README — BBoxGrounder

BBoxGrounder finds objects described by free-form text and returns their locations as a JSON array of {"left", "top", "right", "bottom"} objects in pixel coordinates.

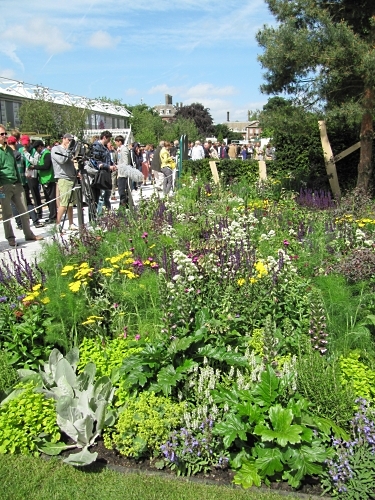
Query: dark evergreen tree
[
  {"left": 174, "top": 103, "right": 215, "bottom": 138},
  {"left": 257, "top": 0, "right": 375, "bottom": 191}
]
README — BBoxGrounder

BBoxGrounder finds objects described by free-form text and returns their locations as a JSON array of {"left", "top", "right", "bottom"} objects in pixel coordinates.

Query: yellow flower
[
  {"left": 143, "top": 260, "right": 150, "bottom": 265},
  {"left": 120, "top": 269, "right": 138, "bottom": 279},
  {"left": 79, "top": 262, "right": 90, "bottom": 268},
  {"left": 41, "top": 297, "right": 50, "bottom": 304},
  {"left": 74, "top": 267, "right": 93, "bottom": 279},
  {"left": 249, "top": 277, "right": 257, "bottom": 284},
  {"left": 32, "top": 284, "right": 42, "bottom": 291},
  {"left": 237, "top": 278, "right": 246, "bottom": 286},
  {"left": 149, "top": 244, "right": 156, "bottom": 249},
  {"left": 254, "top": 261, "right": 268, "bottom": 277},
  {"left": 61, "top": 265, "right": 76, "bottom": 274},
  {"left": 99, "top": 267, "right": 114, "bottom": 275},
  {"left": 68, "top": 281, "right": 82, "bottom": 293},
  {"left": 82, "top": 319, "right": 95, "bottom": 325}
]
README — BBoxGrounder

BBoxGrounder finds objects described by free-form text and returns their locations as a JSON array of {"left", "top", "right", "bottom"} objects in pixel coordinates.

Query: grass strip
[{"left": 0, "top": 454, "right": 302, "bottom": 500}]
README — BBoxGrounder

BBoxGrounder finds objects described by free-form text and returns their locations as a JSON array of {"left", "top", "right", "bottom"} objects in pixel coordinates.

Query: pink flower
[
  {"left": 135, "top": 334, "right": 141, "bottom": 341},
  {"left": 283, "top": 239, "right": 290, "bottom": 246}
]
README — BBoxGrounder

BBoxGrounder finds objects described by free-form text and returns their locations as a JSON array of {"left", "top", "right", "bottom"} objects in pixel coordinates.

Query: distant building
[
  {"left": 153, "top": 94, "right": 181, "bottom": 122},
  {"left": 224, "top": 112, "right": 262, "bottom": 142},
  {"left": 0, "top": 76, "right": 132, "bottom": 132}
]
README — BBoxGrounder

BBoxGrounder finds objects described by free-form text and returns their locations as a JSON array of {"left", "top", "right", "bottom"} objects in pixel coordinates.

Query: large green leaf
[
  {"left": 233, "top": 460, "right": 262, "bottom": 489},
  {"left": 198, "top": 345, "right": 247, "bottom": 366},
  {"left": 215, "top": 413, "right": 248, "bottom": 448},
  {"left": 154, "top": 365, "right": 183, "bottom": 396},
  {"left": 254, "top": 405, "right": 302, "bottom": 447},
  {"left": 283, "top": 441, "right": 327, "bottom": 488},
  {"left": 63, "top": 447, "right": 98, "bottom": 467},
  {"left": 252, "top": 366, "right": 279, "bottom": 408},
  {"left": 36, "top": 441, "right": 70, "bottom": 456},
  {"left": 237, "top": 401, "right": 264, "bottom": 424},
  {"left": 255, "top": 446, "right": 284, "bottom": 477}
]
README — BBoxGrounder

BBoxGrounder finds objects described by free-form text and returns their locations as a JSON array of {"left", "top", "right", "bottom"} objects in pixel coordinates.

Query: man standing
[
  {"left": 92, "top": 130, "right": 117, "bottom": 209},
  {"left": 115, "top": 135, "right": 130, "bottom": 207},
  {"left": 51, "top": 133, "right": 78, "bottom": 231},
  {"left": 191, "top": 141, "right": 205, "bottom": 160},
  {"left": 31, "top": 140, "right": 57, "bottom": 223},
  {"left": 6, "top": 135, "right": 42, "bottom": 229},
  {"left": 228, "top": 142, "right": 237, "bottom": 160},
  {"left": 0, "top": 125, "right": 43, "bottom": 246}
]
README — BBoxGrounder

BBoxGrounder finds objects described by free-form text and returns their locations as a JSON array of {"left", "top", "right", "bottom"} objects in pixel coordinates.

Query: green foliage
[
  {"left": 0, "top": 350, "right": 18, "bottom": 398},
  {"left": 129, "top": 105, "right": 165, "bottom": 145},
  {"left": 164, "top": 117, "right": 199, "bottom": 143},
  {"left": 0, "top": 302, "right": 55, "bottom": 370},
  {"left": 19, "top": 88, "right": 87, "bottom": 140},
  {"left": 106, "top": 392, "right": 185, "bottom": 459},
  {"left": 340, "top": 351, "right": 375, "bottom": 401},
  {"left": 182, "top": 158, "right": 259, "bottom": 185},
  {"left": 77, "top": 336, "right": 141, "bottom": 379},
  {"left": 296, "top": 349, "right": 355, "bottom": 427},
  {"left": 0, "top": 381, "right": 60, "bottom": 455},
  {"left": 214, "top": 366, "right": 345, "bottom": 489}
]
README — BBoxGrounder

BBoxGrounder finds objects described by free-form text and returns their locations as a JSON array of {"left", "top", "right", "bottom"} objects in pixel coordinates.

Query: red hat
[
  {"left": 20, "top": 135, "right": 30, "bottom": 145},
  {"left": 7, "top": 136, "right": 17, "bottom": 145}
]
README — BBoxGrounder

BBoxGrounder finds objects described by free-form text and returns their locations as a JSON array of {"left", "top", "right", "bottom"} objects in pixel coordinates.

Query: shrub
[
  {"left": 296, "top": 349, "right": 355, "bottom": 427},
  {"left": 0, "top": 350, "right": 18, "bottom": 398},
  {"left": 333, "top": 248, "right": 375, "bottom": 284},
  {"left": 105, "top": 392, "right": 185, "bottom": 459},
  {"left": 77, "top": 336, "right": 141, "bottom": 379},
  {"left": 340, "top": 351, "right": 375, "bottom": 401},
  {"left": 0, "top": 381, "right": 60, "bottom": 455}
]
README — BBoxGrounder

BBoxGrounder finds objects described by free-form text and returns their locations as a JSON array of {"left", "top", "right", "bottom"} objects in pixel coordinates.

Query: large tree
[
  {"left": 257, "top": 0, "right": 375, "bottom": 191},
  {"left": 174, "top": 103, "right": 215, "bottom": 138}
]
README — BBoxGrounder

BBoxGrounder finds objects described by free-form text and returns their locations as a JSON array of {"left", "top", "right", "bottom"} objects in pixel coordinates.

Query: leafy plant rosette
[
  {"left": 212, "top": 366, "right": 348, "bottom": 489},
  {"left": 5, "top": 348, "right": 116, "bottom": 466}
]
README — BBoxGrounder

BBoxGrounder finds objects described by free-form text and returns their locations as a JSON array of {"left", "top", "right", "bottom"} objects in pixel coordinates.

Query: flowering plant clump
[
  {"left": 160, "top": 417, "right": 229, "bottom": 476},
  {"left": 323, "top": 399, "right": 375, "bottom": 498}
]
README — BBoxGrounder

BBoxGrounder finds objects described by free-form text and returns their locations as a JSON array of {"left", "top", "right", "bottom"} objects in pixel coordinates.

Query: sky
[{"left": 0, "top": 0, "right": 275, "bottom": 124}]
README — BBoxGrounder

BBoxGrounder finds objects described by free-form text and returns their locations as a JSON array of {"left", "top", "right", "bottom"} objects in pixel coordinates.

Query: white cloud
[
  {"left": 0, "top": 68, "right": 17, "bottom": 79},
  {"left": 3, "top": 20, "right": 71, "bottom": 54},
  {"left": 124, "top": 88, "right": 138, "bottom": 96},
  {"left": 87, "top": 31, "right": 121, "bottom": 49},
  {"left": 185, "top": 84, "right": 236, "bottom": 98},
  {"left": 0, "top": 42, "right": 24, "bottom": 71}
]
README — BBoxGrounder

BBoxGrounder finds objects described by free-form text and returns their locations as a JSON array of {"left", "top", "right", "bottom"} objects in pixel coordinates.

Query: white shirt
[{"left": 191, "top": 145, "right": 205, "bottom": 161}]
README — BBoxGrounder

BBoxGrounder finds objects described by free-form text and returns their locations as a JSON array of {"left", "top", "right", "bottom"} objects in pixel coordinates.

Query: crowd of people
[
  {"left": 0, "top": 127, "right": 180, "bottom": 246},
  {"left": 0, "top": 124, "right": 274, "bottom": 247},
  {"left": 188, "top": 140, "right": 275, "bottom": 161}
]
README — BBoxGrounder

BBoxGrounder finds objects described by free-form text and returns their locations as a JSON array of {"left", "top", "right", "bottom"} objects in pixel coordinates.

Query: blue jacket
[{"left": 92, "top": 141, "right": 112, "bottom": 170}]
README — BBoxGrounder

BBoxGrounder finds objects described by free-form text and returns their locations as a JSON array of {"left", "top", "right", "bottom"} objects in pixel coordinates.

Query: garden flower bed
[{"left": 1, "top": 176, "right": 375, "bottom": 498}]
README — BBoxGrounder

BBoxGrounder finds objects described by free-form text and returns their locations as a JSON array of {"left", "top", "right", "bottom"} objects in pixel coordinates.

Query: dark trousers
[
  {"left": 118, "top": 177, "right": 130, "bottom": 208},
  {"left": 27, "top": 178, "right": 43, "bottom": 218},
  {"left": 12, "top": 184, "right": 39, "bottom": 227},
  {"left": 42, "top": 182, "right": 57, "bottom": 220}
]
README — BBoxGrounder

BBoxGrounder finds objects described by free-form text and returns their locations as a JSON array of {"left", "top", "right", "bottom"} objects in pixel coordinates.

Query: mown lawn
[{"left": 0, "top": 454, "right": 303, "bottom": 500}]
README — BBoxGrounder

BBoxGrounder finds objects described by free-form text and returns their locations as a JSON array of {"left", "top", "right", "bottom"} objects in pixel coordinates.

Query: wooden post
[
  {"left": 258, "top": 160, "right": 267, "bottom": 180},
  {"left": 209, "top": 161, "right": 220, "bottom": 185},
  {"left": 318, "top": 120, "right": 341, "bottom": 200}
]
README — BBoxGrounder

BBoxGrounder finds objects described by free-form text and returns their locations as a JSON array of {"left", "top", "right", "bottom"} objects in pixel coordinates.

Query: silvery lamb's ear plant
[{"left": 5, "top": 348, "right": 115, "bottom": 466}]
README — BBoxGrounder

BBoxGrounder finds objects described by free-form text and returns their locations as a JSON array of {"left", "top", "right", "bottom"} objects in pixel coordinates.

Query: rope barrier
[{"left": 0, "top": 186, "right": 82, "bottom": 225}]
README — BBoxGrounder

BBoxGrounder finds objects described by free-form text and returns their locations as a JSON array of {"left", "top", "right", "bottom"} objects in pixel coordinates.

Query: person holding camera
[{"left": 51, "top": 133, "right": 78, "bottom": 232}]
